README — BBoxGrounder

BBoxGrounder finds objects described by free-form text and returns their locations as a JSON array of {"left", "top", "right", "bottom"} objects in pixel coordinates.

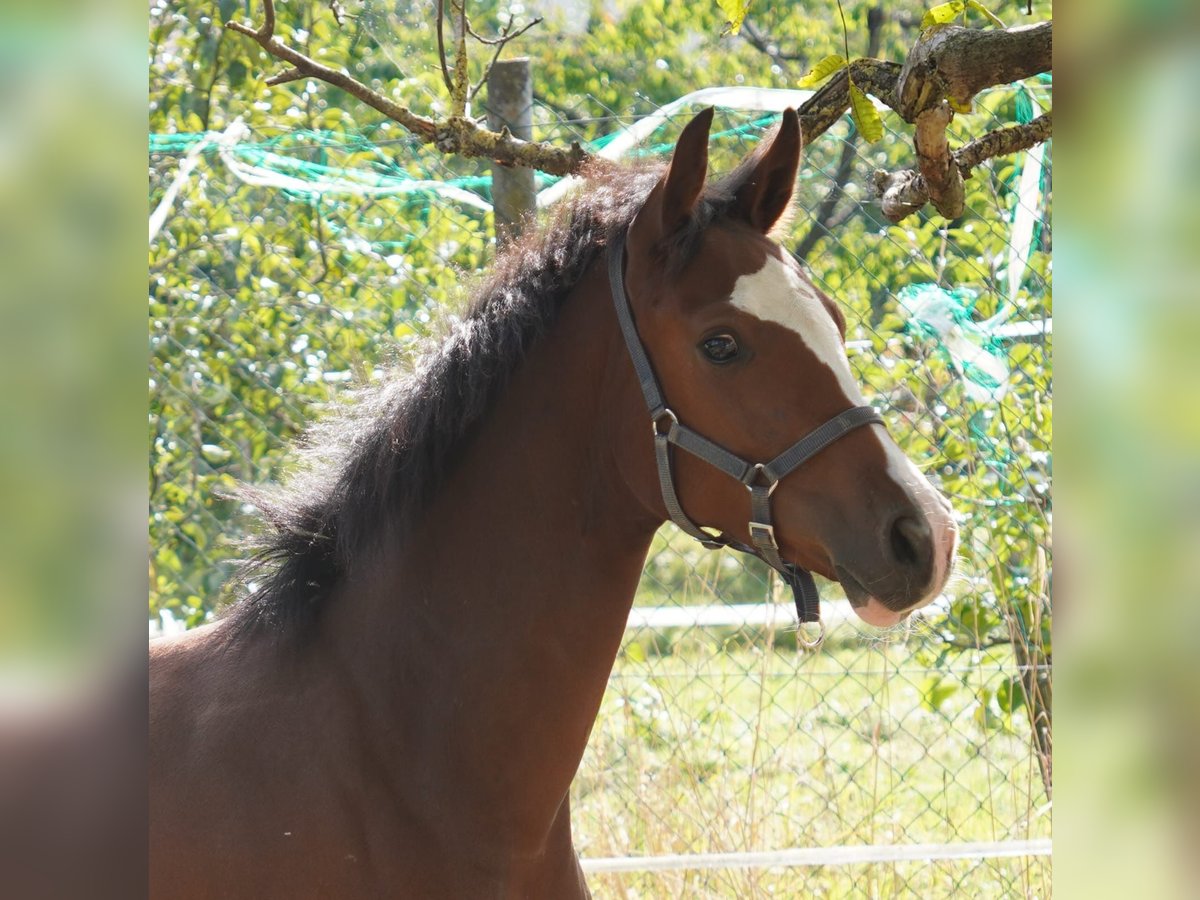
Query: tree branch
[
  {"left": 436, "top": 0, "right": 454, "bottom": 95},
  {"left": 226, "top": 0, "right": 1049, "bottom": 200},
  {"left": 226, "top": 2, "right": 437, "bottom": 140},
  {"left": 734, "top": 13, "right": 899, "bottom": 146},
  {"left": 799, "top": 58, "right": 901, "bottom": 146},
  {"left": 958, "top": 110, "right": 1052, "bottom": 170},
  {"left": 914, "top": 100, "right": 964, "bottom": 219},
  {"left": 896, "top": 21, "right": 1053, "bottom": 121},
  {"left": 875, "top": 20, "right": 1052, "bottom": 221},
  {"left": 468, "top": 14, "right": 544, "bottom": 104},
  {"left": 450, "top": 0, "right": 470, "bottom": 116},
  {"left": 465, "top": 13, "right": 542, "bottom": 46},
  {"left": 872, "top": 112, "right": 1051, "bottom": 222},
  {"left": 225, "top": 0, "right": 587, "bottom": 176}
]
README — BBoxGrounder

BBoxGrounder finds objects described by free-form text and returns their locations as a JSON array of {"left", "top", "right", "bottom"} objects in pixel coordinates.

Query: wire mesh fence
[{"left": 149, "top": 87, "right": 1051, "bottom": 896}]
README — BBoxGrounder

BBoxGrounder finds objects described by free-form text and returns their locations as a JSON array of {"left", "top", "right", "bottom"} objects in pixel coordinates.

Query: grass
[{"left": 571, "top": 625, "right": 1051, "bottom": 898}]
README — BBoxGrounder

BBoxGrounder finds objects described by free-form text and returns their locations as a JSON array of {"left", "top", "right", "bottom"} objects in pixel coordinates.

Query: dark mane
[{"left": 227, "top": 148, "right": 773, "bottom": 637}]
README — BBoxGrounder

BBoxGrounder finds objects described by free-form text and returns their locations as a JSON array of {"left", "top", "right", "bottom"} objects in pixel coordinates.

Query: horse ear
[
  {"left": 730, "top": 108, "right": 802, "bottom": 233},
  {"left": 659, "top": 107, "right": 714, "bottom": 235}
]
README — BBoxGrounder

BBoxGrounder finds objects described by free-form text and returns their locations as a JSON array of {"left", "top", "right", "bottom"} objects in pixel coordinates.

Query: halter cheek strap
[{"left": 608, "top": 228, "right": 883, "bottom": 630}]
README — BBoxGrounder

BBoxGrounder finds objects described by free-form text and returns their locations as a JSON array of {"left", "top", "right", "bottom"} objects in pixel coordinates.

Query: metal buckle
[
  {"left": 744, "top": 463, "right": 779, "bottom": 496},
  {"left": 796, "top": 619, "right": 825, "bottom": 649},
  {"left": 651, "top": 408, "right": 679, "bottom": 439},
  {"left": 748, "top": 521, "right": 778, "bottom": 550}
]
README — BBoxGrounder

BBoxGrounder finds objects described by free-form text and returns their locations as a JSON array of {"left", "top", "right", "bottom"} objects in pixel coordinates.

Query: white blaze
[
  {"left": 730, "top": 255, "right": 958, "bottom": 606},
  {"left": 728, "top": 255, "right": 863, "bottom": 403}
]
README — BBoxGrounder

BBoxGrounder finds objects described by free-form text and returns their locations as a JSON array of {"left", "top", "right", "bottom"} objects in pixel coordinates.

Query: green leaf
[
  {"left": 848, "top": 81, "right": 883, "bottom": 143},
  {"left": 921, "top": 0, "right": 967, "bottom": 28},
  {"left": 996, "top": 679, "right": 1026, "bottom": 714},
  {"left": 716, "top": 0, "right": 752, "bottom": 34},
  {"left": 921, "top": 675, "right": 959, "bottom": 713},
  {"left": 796, "top": 54, "right": 847, "bottom": 88}
]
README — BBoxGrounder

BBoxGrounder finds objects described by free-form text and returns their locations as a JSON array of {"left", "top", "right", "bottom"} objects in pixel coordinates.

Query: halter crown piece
[{"left": 609, "top": 228, "right": 884, "bottom": 639}]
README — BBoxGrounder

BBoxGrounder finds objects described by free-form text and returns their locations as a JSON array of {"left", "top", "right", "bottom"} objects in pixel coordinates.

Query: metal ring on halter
[
  {"left": 651, "top": 408, "right": 678, "bottom": 438},
  {"left": 796, "top": 619, "right": 825, "bottom": 649},
  {"left": 743, "top": 463, "right": 779, "bottom": 496}
]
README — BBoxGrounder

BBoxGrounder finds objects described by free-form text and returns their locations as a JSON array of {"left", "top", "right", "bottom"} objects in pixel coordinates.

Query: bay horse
[{"left": 149, "top": 108, "right": 956, "bottom": 898}]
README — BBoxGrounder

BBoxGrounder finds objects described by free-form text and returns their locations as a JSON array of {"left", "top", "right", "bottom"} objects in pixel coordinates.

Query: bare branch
[
  {"left": 226, "top": 0, "right": 1049, "bottom": 195},
  {"left": 436, "top": 0, "right": 453, "bottom": 95},
  {"left": 465, "top": 13, "right": 542, "bottom": 46},
  {"left": 452, "top": 0, "right": 469, "bottom": 114},
  {"left": 227, "top": 5, "right": 438, "bottom": 140},
  {"left": 896, "top": 22, "right": 1053, "bottom": 121},
  {"left": 873, "top": 112, "right": 1051, "bottom": 222},
  {"left": 225, "top": 0, "right": 588, "bottom": 175},
  {"left": 913, "top": 101, "right": 964, "bottom": 218},
  {"left": 265, "top": 67, "right": 304, "bottom": 86},
  {"left": 957, "top": 111, "right": 1052, "bottom": 170},
  {"left": 871, "top": 20, "right": 1052, "bottom": 221},
  {"left": 260, "top": 0, "right": 275, "bottom": 38},
  {"left": 468, "top": 15, "right": 543, "bottom": 104}
]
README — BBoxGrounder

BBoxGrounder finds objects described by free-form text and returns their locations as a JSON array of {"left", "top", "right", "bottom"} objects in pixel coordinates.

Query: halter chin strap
[{"left": 608, "top": 228, "right": 884, "bottom": 629}]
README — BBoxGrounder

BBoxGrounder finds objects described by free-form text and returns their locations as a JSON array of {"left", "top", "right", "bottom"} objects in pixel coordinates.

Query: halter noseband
[{"left": 608, "top": 228, "right": 883, "bottom": 634}]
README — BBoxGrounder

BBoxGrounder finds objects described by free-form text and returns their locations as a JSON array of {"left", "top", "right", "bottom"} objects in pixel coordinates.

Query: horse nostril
[{"left": 888, "top": 514, "right": 932, "bottom": 571}]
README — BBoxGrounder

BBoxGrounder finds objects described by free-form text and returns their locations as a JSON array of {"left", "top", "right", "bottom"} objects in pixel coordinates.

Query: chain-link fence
[{"left": 150, "top": 88, "right": 1051, "bottom": 896}]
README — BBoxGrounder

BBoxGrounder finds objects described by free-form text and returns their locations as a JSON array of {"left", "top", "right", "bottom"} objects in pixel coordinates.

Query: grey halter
[{"left": 609, "top": 228, "right": 883, "bottom": 628}]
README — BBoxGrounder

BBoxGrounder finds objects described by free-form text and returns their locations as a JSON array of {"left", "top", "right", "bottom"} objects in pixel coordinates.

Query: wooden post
[{"left": 486, "top": 58, "right": 535, "bottom": 246}]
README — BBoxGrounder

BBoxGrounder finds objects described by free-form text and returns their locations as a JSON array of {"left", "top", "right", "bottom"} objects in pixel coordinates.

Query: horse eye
[{"left": 700, "top": 334, "right": 739, "bottom": 363}]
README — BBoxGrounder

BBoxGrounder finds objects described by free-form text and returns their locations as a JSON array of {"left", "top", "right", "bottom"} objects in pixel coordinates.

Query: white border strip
[{"left": 580, "top": 839, "right": 1051, "bottom": 873}]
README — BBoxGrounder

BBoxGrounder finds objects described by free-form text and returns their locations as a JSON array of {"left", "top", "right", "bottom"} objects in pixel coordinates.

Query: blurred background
[{"left": 0, "top": 0, "right": 1197, "bottom": 895}]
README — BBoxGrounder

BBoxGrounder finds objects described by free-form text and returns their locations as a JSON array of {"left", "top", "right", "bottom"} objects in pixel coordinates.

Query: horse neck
[{"left": 321, "top": 254, "right": 660, "bottom": 852}]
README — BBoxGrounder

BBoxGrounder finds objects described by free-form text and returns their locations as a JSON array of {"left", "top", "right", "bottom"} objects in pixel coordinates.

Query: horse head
[{"left": 614, "top": 107, "right": 957, "bottom": 627}]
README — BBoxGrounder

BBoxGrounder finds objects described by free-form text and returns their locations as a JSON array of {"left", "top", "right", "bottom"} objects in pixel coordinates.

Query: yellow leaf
[
  {"left": 966, "top": 0, "right": 1006, "bottom": 28},
  {"left": 797, "top": 54, "right": 847, "bottom": 88},
  {"left": 717, "top": 0, "right": 752, "bottom": 35},
  {"left": 848, "top": 82, "right": 883, "bottom": 143},
  {"left": 921, "top": 0, "right": 966, "bottom": 29}
]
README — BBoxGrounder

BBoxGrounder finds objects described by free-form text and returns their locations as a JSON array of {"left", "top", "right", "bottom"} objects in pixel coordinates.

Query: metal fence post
[{"left": 486, "top": 57, "right": 535, "bottom": 246}]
